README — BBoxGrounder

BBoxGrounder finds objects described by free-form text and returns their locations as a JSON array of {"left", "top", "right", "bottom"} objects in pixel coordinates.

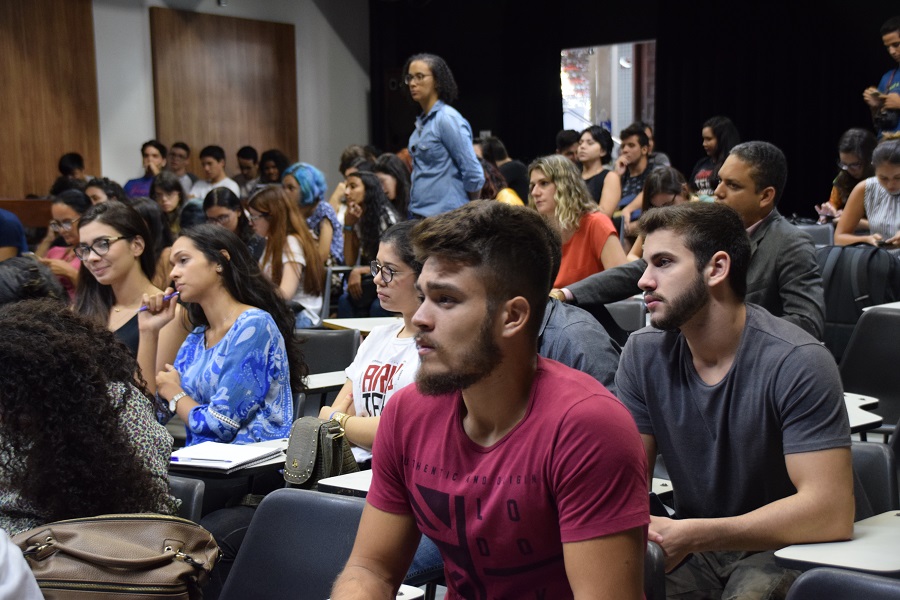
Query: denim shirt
[{"left": 408, "top": 100, "right": 484, "bottom": 217}]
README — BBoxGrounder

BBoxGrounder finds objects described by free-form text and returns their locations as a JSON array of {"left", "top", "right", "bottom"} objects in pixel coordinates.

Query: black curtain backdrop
[{"left": 370, "top": 0, "right": 898, "bottom": 219}]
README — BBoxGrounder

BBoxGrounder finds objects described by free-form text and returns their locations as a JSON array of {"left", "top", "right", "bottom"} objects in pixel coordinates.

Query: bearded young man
[
  {"left": 616, "top": 202, "right": 853, "bottom": 600},
  {"left": 331, "top": 201, "right": 648, "bottom": 600}
]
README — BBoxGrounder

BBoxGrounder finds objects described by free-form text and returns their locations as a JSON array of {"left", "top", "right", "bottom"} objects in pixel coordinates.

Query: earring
[{"left": 216, "top": 265, "right": 223, "bottom": 273}]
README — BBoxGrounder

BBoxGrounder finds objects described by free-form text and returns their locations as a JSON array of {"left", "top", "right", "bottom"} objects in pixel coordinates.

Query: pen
[
  {"left": 170, "top": 457, "right": 232, "bottom": 463},
  {"left": 137, "top": 291, "right": 180, "bottom": 312}
]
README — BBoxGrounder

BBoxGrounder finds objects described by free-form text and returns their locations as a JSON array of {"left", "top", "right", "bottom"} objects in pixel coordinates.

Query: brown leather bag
[
  {"left": 283, "top": 416, "right": 359, "bottom": 489},
  {"left": 12, "top": 513, "right": 220, "bottom": 599}
]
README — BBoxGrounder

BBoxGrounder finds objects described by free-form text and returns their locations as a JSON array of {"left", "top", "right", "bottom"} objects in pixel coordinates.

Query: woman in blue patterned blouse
[{"left": 138, "top": 224, "right": 306, "bottom": 445}]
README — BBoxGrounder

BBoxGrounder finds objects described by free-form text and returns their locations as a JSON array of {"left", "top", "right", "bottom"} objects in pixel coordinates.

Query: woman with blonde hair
[
  {"left": 247, "top": 185, "right": 325, "bottom": 327},
  {"left": 529, "top": 154, "right": 627, "bottom": 288}
]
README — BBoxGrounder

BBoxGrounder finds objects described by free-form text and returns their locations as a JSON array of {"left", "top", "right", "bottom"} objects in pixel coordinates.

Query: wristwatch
[{"left": 168, "top": 391, "right": 188, "bottom": 413}]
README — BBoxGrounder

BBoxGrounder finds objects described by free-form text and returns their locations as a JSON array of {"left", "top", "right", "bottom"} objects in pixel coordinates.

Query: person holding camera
[{"left": 864, "top": 15, "right": 900, "bottom": 138}]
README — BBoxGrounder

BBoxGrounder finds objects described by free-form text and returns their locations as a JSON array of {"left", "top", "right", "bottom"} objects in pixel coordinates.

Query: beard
[
  {"left": 416, "top": 312, "right": 503, "bottom": 396},
  {"left": 649, "top": 271, "right": 710, "bottom": 331}
]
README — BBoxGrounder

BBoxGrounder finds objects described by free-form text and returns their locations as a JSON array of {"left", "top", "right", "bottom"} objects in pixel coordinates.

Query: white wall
[{"left": 92, "top": 0, "right": 369, "bottom": 189}]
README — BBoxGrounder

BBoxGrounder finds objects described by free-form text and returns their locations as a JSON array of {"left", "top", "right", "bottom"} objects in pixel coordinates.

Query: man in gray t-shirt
[{"left": 615, "top": 202, "right": 852, "bottom": 599}]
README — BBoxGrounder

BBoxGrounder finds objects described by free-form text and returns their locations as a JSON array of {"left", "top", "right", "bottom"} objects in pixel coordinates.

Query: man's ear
[
  {"left": 706, "top": 250, "right": 732, "bottom": 290},
  {"left": 758, "top": 185, "right": 776, "bottom": 211},
  {"left": 500, "top": 296, "right": 530, "bottom": 338}
]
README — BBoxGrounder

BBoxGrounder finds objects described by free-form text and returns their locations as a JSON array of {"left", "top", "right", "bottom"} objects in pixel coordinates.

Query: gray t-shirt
[{"left": 616, "top": 304, "right": 850, "bottom": 520}]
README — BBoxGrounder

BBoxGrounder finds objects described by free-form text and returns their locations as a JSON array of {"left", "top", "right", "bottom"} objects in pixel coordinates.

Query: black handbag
[
  {"left": 283, "top": 416, "right": 359, "bottom": 489},
  {"left": 12, "top": 513, "right": 220, "bottom": 599}
]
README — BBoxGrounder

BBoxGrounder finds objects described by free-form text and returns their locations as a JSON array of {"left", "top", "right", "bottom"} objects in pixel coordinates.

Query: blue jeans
[{"left": 404, "top": 535, "right": 444, "bottom": 585}]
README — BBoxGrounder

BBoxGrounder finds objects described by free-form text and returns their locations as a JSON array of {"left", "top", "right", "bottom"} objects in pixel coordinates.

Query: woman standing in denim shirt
[{"left": 404, "top": 53, "right": 484, "bottom": 218}]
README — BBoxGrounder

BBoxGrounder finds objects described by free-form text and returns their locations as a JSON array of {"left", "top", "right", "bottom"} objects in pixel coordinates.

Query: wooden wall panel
[
  {"left": 0, "top": 0, "right": 100, "bottom": 198},
  {"left": 150, "top": 8, "right": 298, "bottom": 178}
]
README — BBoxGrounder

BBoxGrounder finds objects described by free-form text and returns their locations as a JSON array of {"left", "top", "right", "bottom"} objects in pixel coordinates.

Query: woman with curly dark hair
[
  {"left": 0, "top": 299, "right": 177, "bottom": 536},
  {"left": 339, "top": 170, "right": 400, "bottom": 317},
  {"left": 138, "top": 224, "right": 305, "bottom": 445},
  {"left": 203, "top": 187, "right": 265, "bottom": 261}
]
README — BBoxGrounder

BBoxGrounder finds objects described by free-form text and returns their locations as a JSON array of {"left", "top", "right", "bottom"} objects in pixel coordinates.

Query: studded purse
[{"left": 283, "top": 416, "right": 359, "bottom": 489}]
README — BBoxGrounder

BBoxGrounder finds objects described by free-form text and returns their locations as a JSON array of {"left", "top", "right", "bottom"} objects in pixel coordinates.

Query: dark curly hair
[
  {"left": 0, "top": 299, "right": 170, "bottom": 524},
  {"left": 402, "top": 53, "right": 459, "bottom": 104},
  {"left": 347, "top": 171, "right": 401, "bottom": 263},
  {"left": 177, "top": 225, "right": 308, "bottom": 392},
  {"left": 85, "top": 177, "right": 128, "bottom": 203}
]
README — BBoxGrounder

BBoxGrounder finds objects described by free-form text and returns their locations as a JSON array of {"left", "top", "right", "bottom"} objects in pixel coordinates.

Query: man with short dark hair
[
  {"left": 555, "top": 128, "right": 580, "bottom": 165},
  {"left": 863, "top": 15, "right": 900, "bottom": 138},
  {"left": 124, "top": 139, "right": 167, "bottom": 197},
  {"left": 331, "top": 201, "right": 648, "bottom": 599},
  {"left": 616, "top": 201, "right": 853, "bottom": 599},
  {"left": 554, "top": 141, "right": 826, "bottom": 340},
  {"left": 57, "top": 152, "right": 91, "bottom": 182},
  {"left": 189, "top": 145, "right": 241, "bottom": 200},
  {"left": 167, "top": 142, "right": 198, "bottom": 196},
  {"left": 0, "top": 209, "right": 28, "bottom": 262},
  {"left": 233, "top": 145, "right": 259, "bottom": 199},
  {"left": 615, "top": 123, "right": 655, "bottom": 204}
]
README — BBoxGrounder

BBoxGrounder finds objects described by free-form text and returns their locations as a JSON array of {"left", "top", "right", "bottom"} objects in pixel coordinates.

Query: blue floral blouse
[{"left": 173, "top": 308, "right": 293, "bottom": 446}]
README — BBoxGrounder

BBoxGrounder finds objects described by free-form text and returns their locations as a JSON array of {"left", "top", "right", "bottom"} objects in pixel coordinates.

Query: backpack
[{"left": 816, "top": 244, "right": 900, "bottom": 363}]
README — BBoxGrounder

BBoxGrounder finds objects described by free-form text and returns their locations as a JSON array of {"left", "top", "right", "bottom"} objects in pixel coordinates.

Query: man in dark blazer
[{"left": 552, "top": 141, "right": 825, "bottom": 340}]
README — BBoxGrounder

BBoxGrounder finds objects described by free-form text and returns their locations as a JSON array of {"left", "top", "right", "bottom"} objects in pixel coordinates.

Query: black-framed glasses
[
  {"left": 247, "top": 212, "right": 268, "bottom": 223},
  {"left": 49, "top": 217, "right": 80, "bottom": 233},
  {"left": 651, "top": 193, "right": 678, "bottom": 209},
  {"left": 73, "top": 236, "right": 130, "bottom": 260},
  {"left": 404, "top": 73, "right": 432, "bottom": 85},
  {"left": 837, "top": 160, "right": 864, "bottom": 171},
  {"left": 371, "top": 260, "right": 404, "bottom": 283},
  {"left": 206, "top": 214, "right": 233, "bottom": 226}
]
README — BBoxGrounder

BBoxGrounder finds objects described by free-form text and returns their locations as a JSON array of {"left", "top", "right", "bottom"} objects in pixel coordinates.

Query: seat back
[
  {"left": 795, "top": 223, "right": 834, "bottom": 247},
  {"left": 218, "top": 488, "right": 365, "bottom": 600},
  {"left": 295, "top": 327, "right": 361, "bottom": 374},
  {"left": 786, "top": 566, "right": 900, "bottom": 600},
  {"left": 851, "top": 441, "right": 899, "bottom": 521},
  {"left": 839, "top": 307, "right": 900, "bottom": 429},
  {"left": 644, "top": 541, "right": 666, "bottom": 600},
  {"left": 817, "top": 245, "right": 900, "bottom": 362},
  {"left": 167, "top": 474, "right": 206, "bottom": 523},
  {"left": 605, "top": 296, "right": 647, "bottom": 333}
]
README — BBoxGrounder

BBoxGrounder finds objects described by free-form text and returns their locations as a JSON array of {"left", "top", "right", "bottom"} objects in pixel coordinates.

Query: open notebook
[{"left": 170, "top": 440, "right": 286, "bottom": 473}]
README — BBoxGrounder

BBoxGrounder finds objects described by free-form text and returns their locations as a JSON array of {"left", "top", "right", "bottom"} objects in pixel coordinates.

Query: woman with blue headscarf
[{"left": 282, "top": 162, "right": 344, "bottom": 265}]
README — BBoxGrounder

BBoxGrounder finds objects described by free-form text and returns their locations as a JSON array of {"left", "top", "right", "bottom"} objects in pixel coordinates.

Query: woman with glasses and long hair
[
  {"left": 625, "top": 166, "right": 697, "bottom": 261},
  {"left": 74, "top": 201, "right": 188, "bottom": 373},
  {"left": 137, "top": 224, "right": 305, "bottom": 446},
  {"left": 835, "top": 138, "right": 900, "bottom": 251},
  {"left": 320, "top": 220, "right": 421, "bottom": 466},
  {"left": 340, "top": 170, "right": 400, "bottom": 317},
  {"left": 248, "top": 186, "right": 325, "bottom": 328},
  {"left": 203, "top": 187, "right": 265, "bottom": 261},
  {"left": 34, "top": 189, "right": 92, "bottom": 301},
  {"left": 403, "top": 52, "right": 484, "bottom": 218},
  {"left": 816, "top": 128, "right": 878, "bottom": 223},
  {"left": 529, "top": 154, "right": 627, "bottom": 288}
]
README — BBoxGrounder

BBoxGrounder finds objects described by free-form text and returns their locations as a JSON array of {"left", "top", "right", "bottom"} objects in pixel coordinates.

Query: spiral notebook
[{"left": 170, "top": 440, "right": 286, "bottom": 473}]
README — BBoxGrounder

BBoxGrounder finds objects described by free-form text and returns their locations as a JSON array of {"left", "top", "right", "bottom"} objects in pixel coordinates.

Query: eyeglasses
[
  {"left": 73, "top": 236, "right": 130, "bottom": 260},
  {"left": 247, "top": 213, "right": 269, "bottom": 223},
  {"left": 49, "top": 217, "right": 80, "bottom": 233},
  {"left": 371, "top": 260, "right": 405, "bottom": 283},
  {"left": 651, "top": 193, "right": 678, "bottom": 209},
  {"left": 206, "top": 214, "right": 234, "bottom": 226},
  {"left": 837, "top": 160, "right": 864, "bottom": 171},
  {"left": 404, "top": 73, "right": 432, "bottom": 85}
]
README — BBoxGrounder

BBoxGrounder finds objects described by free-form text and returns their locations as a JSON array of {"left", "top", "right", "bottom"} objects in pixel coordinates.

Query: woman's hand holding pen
[{"left": 137, "top": 288, "right": 179, "bottom": 334}]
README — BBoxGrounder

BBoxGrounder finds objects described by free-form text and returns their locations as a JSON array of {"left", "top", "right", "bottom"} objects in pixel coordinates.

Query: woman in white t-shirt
[
  {"left": 320, "top": 220, "right": 422, "bottom": 465},
  {"left": 247, "top": 185, "right": 325, "bottom": 327}
]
